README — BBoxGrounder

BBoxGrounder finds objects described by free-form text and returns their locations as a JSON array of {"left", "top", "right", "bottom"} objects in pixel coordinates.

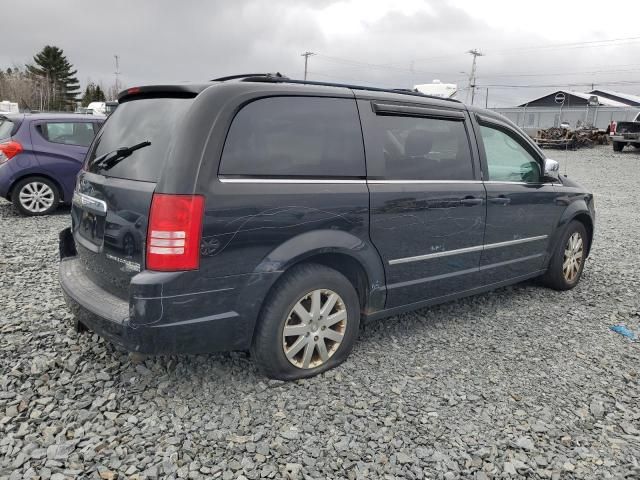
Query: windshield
[
  {"left": 86, "top": 97, "right": 193, "bottom": 182},
  {"left": 0, "top": 117, "right": 15, "bottom": 141}
]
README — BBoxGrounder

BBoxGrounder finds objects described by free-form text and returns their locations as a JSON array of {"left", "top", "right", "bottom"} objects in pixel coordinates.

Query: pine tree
[
  {"left": 94, "top": 84, "right": 106, "bottom": 102},
  {"left": 81, "top": 82, "right": 107, "bottom": 107},
  {"left": 27, "top": 46, "right": 80, "bottom": 111}
]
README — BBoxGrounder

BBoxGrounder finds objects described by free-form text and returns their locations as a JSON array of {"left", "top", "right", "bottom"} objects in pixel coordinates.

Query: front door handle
[
  {"left": 460, "top": 197, "right": 483, "bottom": 206},
  {"left": 489, "top": 196, "right": 511, "bottom": 205}
]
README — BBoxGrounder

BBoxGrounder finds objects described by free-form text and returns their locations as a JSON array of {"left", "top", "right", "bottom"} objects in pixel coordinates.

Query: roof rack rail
[
  {"left": 211, "top": 72, "right": 289, "bottom": 82},
  {"left": 240, "top": 76, "right": 461, "bottom": 103}
]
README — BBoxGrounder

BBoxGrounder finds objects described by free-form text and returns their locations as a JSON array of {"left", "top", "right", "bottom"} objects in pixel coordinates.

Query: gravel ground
[{"left": 1, "top": 145, "right": 639, "bottom": 480}]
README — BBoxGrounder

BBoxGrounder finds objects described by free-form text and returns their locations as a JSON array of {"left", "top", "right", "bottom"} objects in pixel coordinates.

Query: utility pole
[
  {"left": 301, "top": 51, "right": 315, "bottom": 81},
  {"left": 114, "top": 55, "right": 120, "bottom": 95},
  {"left": 467, "top": 49, "right": 484, "bottom": 105},
  {"left": 485, "top": 87, "right": 489, "bottom": 108}
]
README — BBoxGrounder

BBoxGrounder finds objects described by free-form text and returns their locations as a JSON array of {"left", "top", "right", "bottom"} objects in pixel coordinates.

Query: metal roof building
[{"left": 494, "top": 89, "right": 640, "bottom": 132}]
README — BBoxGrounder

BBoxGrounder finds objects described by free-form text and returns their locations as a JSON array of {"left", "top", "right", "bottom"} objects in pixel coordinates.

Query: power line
[
  {"left": 476, "top": 80, "right": 640, "bottom": 89},
  {"left": 315, "top": 54, "right": 452, "bottom": 77},
  {"left": 478, "top": 66, "right": 640, "bottom": 79},
  {"left": 491, "top": 35, "right": 640, "bottom": 55}
]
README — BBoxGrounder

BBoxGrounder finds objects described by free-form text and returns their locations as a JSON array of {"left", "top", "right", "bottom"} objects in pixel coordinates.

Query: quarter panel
[{"left": 198, "top": 181, "right": 371, "bottom": 278}]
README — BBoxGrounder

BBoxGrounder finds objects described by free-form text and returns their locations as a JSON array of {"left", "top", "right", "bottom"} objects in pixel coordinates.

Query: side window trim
[
  {"left": 475, "top": 117, "right": 546, "bottom": 184},
  {"left": 372, "top": 102, "right": 466, "bottom": 120}
]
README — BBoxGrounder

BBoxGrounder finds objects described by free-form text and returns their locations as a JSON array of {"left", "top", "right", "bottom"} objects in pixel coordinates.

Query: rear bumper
[
  {"left": 59, "top": 228, "right": 260, "bottom": 354},
  {"left": 611, "top": 134, "right": 639, "bottom": 142}
]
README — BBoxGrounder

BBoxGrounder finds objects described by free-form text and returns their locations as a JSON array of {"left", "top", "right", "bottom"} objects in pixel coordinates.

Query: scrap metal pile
[{"left": 535, "top": 127, "right": 610, "bottom": 149}]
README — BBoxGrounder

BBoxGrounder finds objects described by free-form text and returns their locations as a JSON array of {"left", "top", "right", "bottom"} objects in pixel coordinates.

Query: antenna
[{"left": 114, "top": 55, "right": 120, "bottom": 94}]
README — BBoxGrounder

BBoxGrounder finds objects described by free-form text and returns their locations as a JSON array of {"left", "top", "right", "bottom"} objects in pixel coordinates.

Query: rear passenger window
[
  {"left": 38, "top": 122, "right": 96, "bottom": 147},
  {"left": 220, "top": 97, "right": 365, "bottom": 177},
  {"left": 374, "top": 115, "right": 474, "bottom": 180}
]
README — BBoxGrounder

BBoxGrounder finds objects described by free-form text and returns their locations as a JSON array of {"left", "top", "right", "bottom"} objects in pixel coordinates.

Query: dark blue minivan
[
  {"left": 0, "top": 113, "right": 103, "bottom": 215},
  {"left": 59, "top": 75, "right": 595, "bottom": 380}
]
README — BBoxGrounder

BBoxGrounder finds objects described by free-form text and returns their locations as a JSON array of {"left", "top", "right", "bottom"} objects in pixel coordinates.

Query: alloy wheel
[
  {"left": 19, "top": 181, "right": 55, "bottom": 213},
  {"left": 282, "top": 289, "right": 348, "bottom": 369},
  {"left": 563, "top": 232, "right": 584, "bottom": 282}
]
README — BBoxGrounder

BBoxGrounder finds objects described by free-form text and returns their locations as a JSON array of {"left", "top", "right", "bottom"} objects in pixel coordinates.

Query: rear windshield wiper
[{"left": 92, "top": 141, "right": 151, "bottom": 171}]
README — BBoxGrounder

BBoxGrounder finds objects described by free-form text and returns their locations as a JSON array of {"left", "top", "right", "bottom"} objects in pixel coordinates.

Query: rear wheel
[
  {"left": 613, "top": 141, "right": 624, "bottom": 152},
  {"left": 251, "top": 263, "right": 360, "bottom": 380},
  {"left": 12, "top": 176, "right": 59, "bottom": 216},
  {"left": 541, "top": 220, "right": 588, "bottom": 291}
]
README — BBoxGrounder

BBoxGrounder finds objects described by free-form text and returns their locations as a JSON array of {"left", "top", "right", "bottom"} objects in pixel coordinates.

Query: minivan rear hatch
[{"left": 72, "top": 94, "right": 194, "bottom": 298}]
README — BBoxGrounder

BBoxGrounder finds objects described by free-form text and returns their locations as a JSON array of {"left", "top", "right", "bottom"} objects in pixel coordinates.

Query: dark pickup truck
[{"left": 612, "top": 112, "right": 640, "bottom": 151}]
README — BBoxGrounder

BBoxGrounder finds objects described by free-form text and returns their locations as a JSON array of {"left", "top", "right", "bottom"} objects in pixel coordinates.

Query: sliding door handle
[
  {"left": 460, "top": 197, "right": 484, "bottom": 206},
  {"left": 489, "top": 196, "right": 511, "bottom": 205}
]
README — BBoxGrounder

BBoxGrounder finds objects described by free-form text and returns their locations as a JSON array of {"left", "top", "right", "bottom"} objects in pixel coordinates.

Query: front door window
[{"left": 480, "top": 125, "right": 541, "bottom": 183}]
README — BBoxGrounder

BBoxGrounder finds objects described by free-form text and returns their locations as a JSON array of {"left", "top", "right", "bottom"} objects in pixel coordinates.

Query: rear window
[
  {"left": 0, "top": 118, "right": 15, "bottom": 141},
  {"left": 38, "top": 122, "right": 97, "bottom": 147},
  {"left": 220, "top": 96, "right": 365, "bottom": 177},
  {"left": 86, "top": 97, "right": 192, "bottom": 182}
]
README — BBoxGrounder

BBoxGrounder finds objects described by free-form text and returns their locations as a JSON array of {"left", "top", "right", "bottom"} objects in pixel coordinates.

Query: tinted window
[
  {"left": 374, "top": 115, "right": 473, "bottom": 180},
  {"left": 39, "top": 122, "right": 96, "bottom": 147},
  {"left": 480, "top": 125, "right": 541, "bottom": 183},
  {"left": 220, "top": 97, "right": 365, "bottom": 177},
  {"left": 86, "top": 97, "right": 193, "bottom": 182},
  {"left": 0, "top": 118, "right": 15, "bottom": 140}
]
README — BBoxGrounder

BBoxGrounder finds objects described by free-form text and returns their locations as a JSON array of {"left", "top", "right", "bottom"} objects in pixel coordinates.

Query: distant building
[{"left": 493, "top": 89, "right": 640, "bottom": 132}]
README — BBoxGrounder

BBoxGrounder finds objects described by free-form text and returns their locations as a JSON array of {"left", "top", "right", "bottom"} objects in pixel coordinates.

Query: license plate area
[
  {"left": 78, "top": 209, "right": 105, "bottom": 246},
  {"left": 72, "top": 192, "right": 108, "bottom": 250}
]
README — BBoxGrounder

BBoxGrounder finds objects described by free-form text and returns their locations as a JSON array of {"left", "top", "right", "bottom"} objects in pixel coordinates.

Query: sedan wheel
[
  {"left": 19, "top": 181, "right": 55, "bottom": 213},
  {"left": 282, "top": 289, "right": 348, "bottom": 369},
  {"left": 12, "top": 177, "right": 60, "bottom": 216}
]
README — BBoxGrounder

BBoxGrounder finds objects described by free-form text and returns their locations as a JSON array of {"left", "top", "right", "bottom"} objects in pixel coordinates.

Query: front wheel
[
  {"left": 12, "top": 176, "right": 60, "bottom": 216},
  {"left": 541, "top": 220, "right": 589, "bottom": 291},
  {"left": 251, "top": 263, "right": 360, "bottom": 380},
  {"left": 613, "top": 141, "right": 624, "bottom": 152}
]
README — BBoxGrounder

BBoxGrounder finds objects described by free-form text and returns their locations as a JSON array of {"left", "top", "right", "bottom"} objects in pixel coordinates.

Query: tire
[
  {"left": 541, "top": 220, "right": 589, "bottom": 291},
  {"left": 12, "top": 176, "right": 60, "bottom": 216},
  {"left": 251, "top": 263, "right": 360, "bottom": 380},
  {"left": 613, "top": 141, "right": 624, "bottom": 152}
]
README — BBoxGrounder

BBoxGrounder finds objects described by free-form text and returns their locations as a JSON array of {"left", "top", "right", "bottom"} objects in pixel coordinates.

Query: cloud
[{"left": 2, "top": 0, "right": 640, "bottom": 107}]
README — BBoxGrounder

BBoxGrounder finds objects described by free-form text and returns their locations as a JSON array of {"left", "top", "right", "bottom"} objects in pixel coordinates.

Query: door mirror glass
[{"left": 543, "top": 158, "right": 560, "bottom": 181}]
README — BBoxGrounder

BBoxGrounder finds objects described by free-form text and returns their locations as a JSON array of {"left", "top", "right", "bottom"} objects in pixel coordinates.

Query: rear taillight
[
  {"left": 146, "top": 194, "right": 205, "bottom": 271},
  {"left": 0, "top": 140, "right": 23, "bottom": 164}
]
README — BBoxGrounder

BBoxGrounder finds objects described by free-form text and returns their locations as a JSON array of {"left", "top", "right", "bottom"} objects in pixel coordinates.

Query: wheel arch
[
  {"left": 549, "top": 200, "right": 594, "bottom": 262},
  {"left": 239, "top": 230, "right": 387, "bottom": 346}
]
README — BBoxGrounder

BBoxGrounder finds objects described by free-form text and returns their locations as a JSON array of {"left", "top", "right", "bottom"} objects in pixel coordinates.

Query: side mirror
[{"left": 543, "top": 158, "right": 560, "bottom": 181}]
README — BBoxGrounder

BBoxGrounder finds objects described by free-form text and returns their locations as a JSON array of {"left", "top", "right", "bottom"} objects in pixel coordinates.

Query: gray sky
[{"left": 3, "top": 0, "right": 640, "bottom": 106}]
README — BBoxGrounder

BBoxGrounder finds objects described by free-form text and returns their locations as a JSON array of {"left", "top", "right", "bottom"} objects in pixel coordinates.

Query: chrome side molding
[{"left": 389, "top": 235, "right": 548, "bottom": 265}]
